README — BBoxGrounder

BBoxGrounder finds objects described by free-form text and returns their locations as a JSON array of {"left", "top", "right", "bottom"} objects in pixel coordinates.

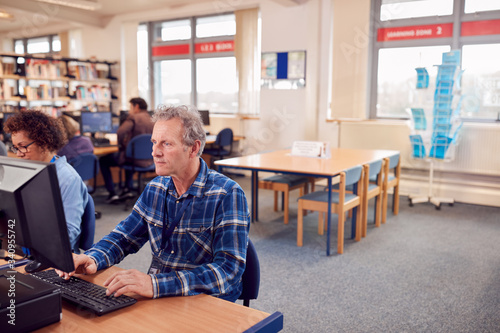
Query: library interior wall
[{"left": 1, "top": 0, "right": 497, "bottom": 206}]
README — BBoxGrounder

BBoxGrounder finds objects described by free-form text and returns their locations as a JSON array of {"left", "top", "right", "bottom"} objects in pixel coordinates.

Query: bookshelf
[{"left": 0, "top": 53, "right": 119, "bottom": 115}]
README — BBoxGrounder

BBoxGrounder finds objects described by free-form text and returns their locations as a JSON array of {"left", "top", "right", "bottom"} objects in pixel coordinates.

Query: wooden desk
[
  {"left": 215, "top": 148, "right": 398, "bottom": 255},
  {"left": 25, "top": 266, "right": 283, "bottom": 332}
]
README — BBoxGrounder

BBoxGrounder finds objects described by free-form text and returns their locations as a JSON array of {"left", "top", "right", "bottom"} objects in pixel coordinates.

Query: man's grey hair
[{"left": 152, "top": 105, "right": 206, "bottom": 156}]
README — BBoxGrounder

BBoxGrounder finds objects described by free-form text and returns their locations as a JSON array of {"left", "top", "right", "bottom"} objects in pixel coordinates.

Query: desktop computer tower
[{"left": 0, "top": 269, "right": 61, "bottom": 332}]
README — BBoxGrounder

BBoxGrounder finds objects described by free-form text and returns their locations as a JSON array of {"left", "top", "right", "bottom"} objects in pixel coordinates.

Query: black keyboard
[
  {"left": 92, "top": 137, "right": 112, "bottom": 147},
  {"left": 30, "top": 269, "right": 137, "bottom": 316}
]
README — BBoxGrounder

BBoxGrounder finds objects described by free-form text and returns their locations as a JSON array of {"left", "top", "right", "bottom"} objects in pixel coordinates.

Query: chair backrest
[
  {"left": 126, "top": 134, "right": 154, "bottom": 160},
  {"left": 74, "top": 193, "right": 95, "bottom": 253},
  {"left": 368, "top": 159, "right": 383, "bottom": 180},
  {"left": 388, "top": 153, "right": 400, "bottom": 169},
  {"left": 215, "top": 128, "right": 233, "bottom": 153},
  {"left": 344, "top": 165, "right": 363, "bottom": 187},
  {"left": 238, "top": 239, "right": 260, "bottom": 307},
  {"left": 69, "top": 153, "right": 99, "bottom": 181}
]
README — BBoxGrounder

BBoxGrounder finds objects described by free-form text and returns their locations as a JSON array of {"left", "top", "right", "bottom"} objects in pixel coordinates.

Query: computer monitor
[
  {"left": 199, "top": 110, "right": 210, "bottom": 126},
  {"left": 0, "top": 156, "right": 75, "bottom": 273},
  {"left": 80, "top": 111, "right": 113, "bottom": 134}
]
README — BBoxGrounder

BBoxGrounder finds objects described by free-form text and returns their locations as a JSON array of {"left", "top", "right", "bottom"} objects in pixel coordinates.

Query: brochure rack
[{"left": 408, "top": 50, "right": 463, "bottom": 209}]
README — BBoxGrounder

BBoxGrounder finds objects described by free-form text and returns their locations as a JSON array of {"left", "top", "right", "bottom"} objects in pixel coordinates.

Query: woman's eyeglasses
[{"left": 10, "top": 141, "right": 35, "bottom": 154}]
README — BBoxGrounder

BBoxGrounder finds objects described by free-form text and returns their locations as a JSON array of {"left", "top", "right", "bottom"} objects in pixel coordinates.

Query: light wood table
[
  {"left": 215, "top": 148, "right": 398, "bottom": 255},
  {"left": 24, "top": 266, "right": 283, "bottom": 333}
]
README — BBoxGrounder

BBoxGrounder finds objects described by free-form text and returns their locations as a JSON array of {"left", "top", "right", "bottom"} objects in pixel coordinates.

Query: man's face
[{"left": 151, "top": 118, "right": 191, "bottom": 177}]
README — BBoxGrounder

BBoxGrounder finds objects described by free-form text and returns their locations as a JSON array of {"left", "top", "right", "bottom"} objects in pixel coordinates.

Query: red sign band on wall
[
  {"left": 377, "top": 23, "right": 453, "bottom": 42},
  {"left": 462, "top": 19, "right": 500, "bottom": 37},
  {"left": 195, "top": 40, "right": 234, "bottom": 54},
  {"left": 152, "top": 44, "right": 190, "bottom": 57}
]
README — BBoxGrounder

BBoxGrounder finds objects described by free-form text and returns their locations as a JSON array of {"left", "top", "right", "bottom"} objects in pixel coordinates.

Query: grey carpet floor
[{"left": 92, "top": 176, "right": 500, "bottom": 333}]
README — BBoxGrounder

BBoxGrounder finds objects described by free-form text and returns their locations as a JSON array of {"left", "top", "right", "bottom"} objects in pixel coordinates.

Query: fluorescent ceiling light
[
  {"left": 34, "top": 0, "right": 102, "bottom": 11},
  {"left": 0, "top": 10, "right": 14, "bottom": 19}
]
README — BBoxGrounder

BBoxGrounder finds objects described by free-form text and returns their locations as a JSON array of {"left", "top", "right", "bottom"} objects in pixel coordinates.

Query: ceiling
[
  {"left": 0, "top": 0, "right": 307, "bottom": 36},
  {"left": 0, "top": 0, "right": 222, "bottom": 34}
]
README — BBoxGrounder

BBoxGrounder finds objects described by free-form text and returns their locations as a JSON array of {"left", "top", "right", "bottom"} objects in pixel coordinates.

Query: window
[
  {"left": 14, "top": 34, "right": 60, "bottom": 55},
  {"left": 370, "top": 0, "right": 500, "bottom": 121},
  {"left": 149, "top": 13, "right": 238, "bottom": 113}
]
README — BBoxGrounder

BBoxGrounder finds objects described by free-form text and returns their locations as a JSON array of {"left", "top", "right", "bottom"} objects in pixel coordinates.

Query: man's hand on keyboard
[
  {"left": 103, "top": 269, "right": 154, "bottom": 298},
  {"left": 55, "top": 253, "right": 97, "bottom": 279}
]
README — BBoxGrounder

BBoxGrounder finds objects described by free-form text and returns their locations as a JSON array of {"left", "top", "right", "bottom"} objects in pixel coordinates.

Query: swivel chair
[
  {"left": 203, "top": 128, "right": 233, "bottom": 168},
  {"left": 120, "top": 134, "right": 155, "bottom": 208},
  {"left": 238, "top": 238, "right": 260, "bottom": 307},
  {"left": 69, "top": 153, "right": 101, "bottom": 219},
  {"left": 73, "top": 193, "right": 95, "bottom": 254}
]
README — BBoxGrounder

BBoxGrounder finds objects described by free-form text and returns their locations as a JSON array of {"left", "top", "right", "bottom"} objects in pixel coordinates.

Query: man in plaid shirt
[{"left": 58, "top": 105, "right": 250, "bottom": 302}]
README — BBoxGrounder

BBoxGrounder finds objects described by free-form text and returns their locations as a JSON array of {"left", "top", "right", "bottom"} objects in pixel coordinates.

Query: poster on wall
[{"left": 261, "top": 50, "right": 306, "bottom": 89}]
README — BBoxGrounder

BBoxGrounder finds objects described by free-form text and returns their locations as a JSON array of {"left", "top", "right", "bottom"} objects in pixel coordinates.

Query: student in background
[
  {"left": 58, "top": 105, "right": 250, "bottom": 302},
  {"left": 3, "top": 110, "right": 88, "bottom": 249},
  {"left": 100, "top": 97, "right": 154, "bottom": 203},
  {"left": 58, "top": 115, "right": 94, "bottom": 161}
]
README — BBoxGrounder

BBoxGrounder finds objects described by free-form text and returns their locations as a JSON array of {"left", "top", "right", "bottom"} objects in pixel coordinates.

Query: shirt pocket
[{"left": 179, "top": 220, "right": 213, "bottom": 264}]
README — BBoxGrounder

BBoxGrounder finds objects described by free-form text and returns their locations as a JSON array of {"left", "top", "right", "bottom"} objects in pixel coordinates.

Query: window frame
[
  {"left": 369, "top": 0, "right": 500, "bottom": 122},
  {"left": 13, "top": 34, "right": 60, "bottom": 55},
  {"left": 147, "top": 12, "right": 237, "bottom": 113}
]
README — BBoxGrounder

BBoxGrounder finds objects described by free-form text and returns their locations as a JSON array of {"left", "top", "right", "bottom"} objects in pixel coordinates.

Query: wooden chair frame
[
  {"left": 297, "top": 171, "right": 363, "bottom": 254},
  {"left": 381, "top": 155, "right": 401, "bottom": 223},
  {"left": 258, "top": 178, "right": 314, "bottom": 224}
]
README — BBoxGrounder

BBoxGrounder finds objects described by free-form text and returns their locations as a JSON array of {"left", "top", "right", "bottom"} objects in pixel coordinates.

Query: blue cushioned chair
[
  {"left": 381, "top": 153, "right": 400, "bottom": 223},
  {"left": 361, "top": 159, "right": 384, "bottom": 237},
  {"left": 297, "top": 165, "right": 363, "bottom": 254},
  {"left": 120, "top": 134, "right": 155, "bottom": 196},
  {"left": 238, "top": 239, "right": 260, "bottom": 307},
  {"left": 203, "top": 128, "right": 233, "bottom": 168},
  {"left": 258, "top": 174, "right": 313, "bottom": 224},
  {"left": 73, "top": 193, "right": 95, "bottom": 254},
  {"left": 69, "top": 153, "right": 99, "bottom": 194},
  {"left": 69, "top": 153, "right": 101, "bottom": 219}
]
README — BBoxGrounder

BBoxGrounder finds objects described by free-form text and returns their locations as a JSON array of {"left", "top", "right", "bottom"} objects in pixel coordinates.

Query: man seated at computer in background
[
  {"left": 58, "top": 115, "right": 94, "bottom": 161},
  {"left": 100, "top": 97, "right": 154, "bottom": 203},
  {"left": 3, "top": 110, "right": 88, "bottom": 250},
  {"left": 57, "top": 105, "right": 250, "bottom": 302}
]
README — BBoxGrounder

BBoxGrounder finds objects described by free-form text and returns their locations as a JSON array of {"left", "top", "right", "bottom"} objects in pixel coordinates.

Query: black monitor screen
[
  {"left": 80, "top": 111, "right": 112, "bottom": 134},
  {"left": 0, "top": 156, "right": 75, "bottom": 273},
  {"left": 199, "top": 110, "right": 210, "bottom": 126}
]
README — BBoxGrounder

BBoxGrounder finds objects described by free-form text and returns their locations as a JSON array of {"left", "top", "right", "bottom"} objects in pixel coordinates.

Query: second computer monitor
[
  {"left": 199, "top": 110, "right": 210, "bottom": 126},
  {"left": 80, "top": 111, "right": 113, "bottom": 134}
]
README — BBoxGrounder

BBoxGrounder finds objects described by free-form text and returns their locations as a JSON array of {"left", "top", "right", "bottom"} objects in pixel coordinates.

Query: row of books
[
  {"left": 23, "top": 85, "right": 68, "bottom": 101},
  {"left": 68, "top": 63, "right": 110, "bottom": 81},
  {"left": 25, "top": 58, "right": 64, "bottom": 79},
  {"left": 1, "top": 60, "right": 112, "bottom": 81},
  {"left": 0, "top": 81, "right": 16, "bottom": 99},
  {"left": 74, "top": 85, "right": 112, "bottom": 101}
]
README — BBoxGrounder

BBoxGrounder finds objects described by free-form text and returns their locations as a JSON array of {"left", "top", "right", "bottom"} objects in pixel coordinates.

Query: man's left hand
[{"left": 103, "top": 269, "right": 154, "bottom": 298}]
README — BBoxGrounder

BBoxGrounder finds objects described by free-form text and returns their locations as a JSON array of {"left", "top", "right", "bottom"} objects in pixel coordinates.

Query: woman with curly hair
[{"left": 3, "top": 110, "right": 88, "bottom": 250}]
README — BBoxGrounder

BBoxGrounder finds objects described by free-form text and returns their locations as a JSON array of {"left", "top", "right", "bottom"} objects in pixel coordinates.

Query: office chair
[
  {"left": 69, "top": 153, "right": 101, "bottom": 219},
  {"left": 73, "top": 193, "right": 95, "bottom": 254},
  {"left": 258, "top": 174, "right": 314, "bottom": 224},
  {"left": 238, "top": 238, "right": 260, "bottom": 307},
  {"left": 361, "top": 159, "right": 384, "bottom": 238},
  {"left": 297, "top": 165, "right": 363, "bottom": 254},
  {"left": 69, "top": 153, "right": 99, "bottom": 194},
  {"left": 203, "top": 128, "right": 233, "bottom": 168},
  {"left": 120, "top": 134, "right": 155, "bottom": 208}
]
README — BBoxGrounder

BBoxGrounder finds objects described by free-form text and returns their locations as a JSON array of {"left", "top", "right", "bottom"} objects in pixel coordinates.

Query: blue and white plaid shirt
[{"left": 86, "top": 158, "right": 250, "bottom": 301}]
